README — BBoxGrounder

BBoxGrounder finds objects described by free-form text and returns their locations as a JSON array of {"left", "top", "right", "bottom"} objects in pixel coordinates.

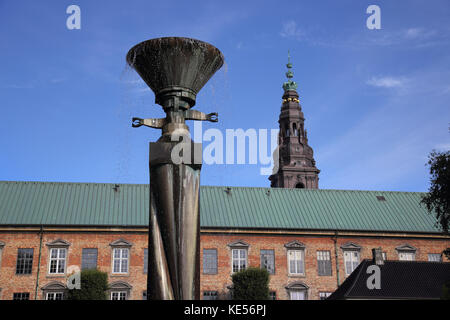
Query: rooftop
[
  {"left": 328, "top": 259, "right": 450, "bottom": 300},
  {"left": 0, "top": 181, "right": 442, "bottom": 233}
]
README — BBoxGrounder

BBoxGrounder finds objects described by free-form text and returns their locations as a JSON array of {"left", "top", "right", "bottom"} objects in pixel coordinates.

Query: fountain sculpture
[{"left": 127, "top": 37, "right": 224, "bottom": 300}]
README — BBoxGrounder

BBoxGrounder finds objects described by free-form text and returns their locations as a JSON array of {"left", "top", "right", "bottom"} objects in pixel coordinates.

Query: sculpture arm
[
  {"left": 184, "top": 110, "right": 218, "bottom": 122},
  {"left": 132, "top": 117, "right": 166, "bottom": 129}
]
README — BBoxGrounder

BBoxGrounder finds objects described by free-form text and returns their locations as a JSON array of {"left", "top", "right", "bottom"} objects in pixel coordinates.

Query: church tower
[{"left": 269, "top": 53, "right": 320, "bottom": 189}]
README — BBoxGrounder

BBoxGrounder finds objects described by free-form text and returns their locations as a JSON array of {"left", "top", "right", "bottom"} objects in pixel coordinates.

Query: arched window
[
  {"left": 109, "top": 281, "right": 132, "bottom": 300},
  {"left": 293, "top": 123, "right": 298, "bottom": 136},
  {"left": 285, "top": 282, "right": 309, "bottom": 300},
  {"left": 41, "top": 281, "right": 67, "bottom": 300},
  {"left": 295, "top": 182, "right": 305, "bottom": 189}
]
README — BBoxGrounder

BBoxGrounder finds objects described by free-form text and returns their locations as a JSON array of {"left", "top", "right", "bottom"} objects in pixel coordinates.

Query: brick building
[
  {"left": 0, "top": 181, "right": 448, "bottom": 300},
  {"left": 0, "top": 59, "right": 448, "bottom": 300}
]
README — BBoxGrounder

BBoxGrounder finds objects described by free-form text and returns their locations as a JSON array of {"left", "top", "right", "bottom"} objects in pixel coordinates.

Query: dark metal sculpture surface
[{"left": 127, "top": 37, "right": 224, "bottom": 300}]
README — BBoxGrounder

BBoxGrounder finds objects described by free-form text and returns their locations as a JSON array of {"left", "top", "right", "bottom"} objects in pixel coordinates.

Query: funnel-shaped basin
[{"left": 126, "top": 37, "right": 224, "bottom": 105}]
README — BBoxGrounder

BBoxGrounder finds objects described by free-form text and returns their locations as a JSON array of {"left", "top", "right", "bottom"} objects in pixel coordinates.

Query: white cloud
[
  {"left": 280, "top": 20, "right": 305, "bottom": 40},
  {"left": 403, "top": 28, "right": 437, "bottom": 40},
  {"left": 366, "top": 76, "right": 407, "bottom": 88},
  {"left": 2, "top": 84, "right": 34, "bottom": 89}
]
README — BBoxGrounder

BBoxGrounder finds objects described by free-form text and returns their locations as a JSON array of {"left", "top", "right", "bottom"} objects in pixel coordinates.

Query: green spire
[{"left": 283, "top": 50, "right": 298, "bottom": 91}]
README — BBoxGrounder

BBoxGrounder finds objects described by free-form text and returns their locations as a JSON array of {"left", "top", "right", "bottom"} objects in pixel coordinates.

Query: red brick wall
[
  {"left": 199, "top": 232, "right": 450, "bottom": 300},
  {"left": 0, "top": 229, "right": 448, "bottom": 300},
  {"left": 0, "top": 231, "right": 148, "bottom": 300}
]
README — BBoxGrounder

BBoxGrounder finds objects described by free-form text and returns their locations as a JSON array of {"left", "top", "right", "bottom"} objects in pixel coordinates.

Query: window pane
[
  {"left": 121, "top": 259, "right": 128, "bottom": 273},
  {"left": 144, "top": 249, "right": 148, "bottom": 274},
  {"left": 290, "top": 290, "right": 305, "bottom": 300},
  {"left": 203, "top": 291, "right": 218, "bottom": 300},
  {"left": 113, "top": 260, "right": 120, "bottom": 273},
  {"left": 319, "top": 292, "right": 331, "bottom": 300},
  {"left": 50, "top": 260, "right": 57, "bottom": 273},
  {"left": 16, "top": 249, "right": 34, "bottom": 275},
  {"left": 317, "top": 251, "right": 331, "bottom": 276},
  {"left": 289, "top": 250, "right": 304, "bottom": 274},
  {"left": 13, "top": 293, "right": 30, "bottom": 300},
  {"left": 203, "top": 249, "right": 217, "bottom": 274},
  {"left": 261, "top": 250, "right": 275, "bottom": 274},
  {"left": 232, "top": 249, "right": 246, "bottom": 273},
  {"left": 345, "top": 261, "right": 352, "bottom": 275},
  {"left": 428, "top": 254, "right": 441, "bottom": 262},
  {"left": 58, "top": 259, "right": 65, "bottom": 273},
  {"left": 82, "top": 248, "right": 98, "bottom": 270}
]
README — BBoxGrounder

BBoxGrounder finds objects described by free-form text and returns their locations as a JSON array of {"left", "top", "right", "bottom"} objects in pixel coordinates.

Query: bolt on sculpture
[{"left": 126, "top": 37, "right": 224, "bottom": 300}]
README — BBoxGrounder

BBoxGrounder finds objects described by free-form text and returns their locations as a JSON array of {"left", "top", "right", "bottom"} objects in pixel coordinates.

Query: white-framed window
[
  {"left": 289, "top": 290, "right": 306, "bottom": 300},
  {"left": 111, "top": 291, "right": 127, "bottom": 300},
  {"left": 49, "top": 248, "right": 67, "bottom": 274},
  {"left": 286, "top": 282, "right": 308, "bottom": 300},
  {"left": 46, "top": 292, "right": 64, "bottom": 300},
  {"left": 288, "top": 250, "right": 305, "bottom": 275},
  {"left": 398, "top": 251, "right": 415, "bottom": 261},
  {"left": 343, "top": 250, "right": 360, "bottom": 276},
  {"left": 428, "top": 253, "right": 442, "bottom": 262},
  {"left": 396, "top": 244, "right": 417, "bottom": 261},
  {"left": 232, "top": 248, "right": 247, "bottom": 273},
  {"left": 319, "top": 292, "right": 332, "bottom": 300},
  {"left": 112, "top": 248, "right": 129, "bottom": 274},
  {"left": 317, "top": 250, "right": 332, "bottom": 276}
]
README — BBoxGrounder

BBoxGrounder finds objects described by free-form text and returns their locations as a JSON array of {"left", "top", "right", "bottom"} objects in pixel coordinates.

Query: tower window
[
  {"left": 295, "top": 182, "right": 305, "bottom": 189},
  {"left": 376, "top": 196, "right": 386, "bottom": 201}
]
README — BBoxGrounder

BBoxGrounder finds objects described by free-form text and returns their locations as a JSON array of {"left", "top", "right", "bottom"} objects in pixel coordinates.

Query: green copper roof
[{"left": 0, "top": 181, "right": 441, "bottom": 234}]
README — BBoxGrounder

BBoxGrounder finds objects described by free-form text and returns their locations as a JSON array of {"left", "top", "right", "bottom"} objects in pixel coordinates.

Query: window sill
[
  {"left": 288, "top": 274, "right": 306, "bottom": 278},
  {"left": 46, "top": 274, "right": 66, "bottom": 278}
]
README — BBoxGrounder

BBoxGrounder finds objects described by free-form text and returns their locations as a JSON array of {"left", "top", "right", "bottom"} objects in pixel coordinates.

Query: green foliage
[
  {"left": 443, "top": 248, "right": 450, "bottom": 260},
  {"left": 421, "top": 150, "right": 450, "bottom": 234},
  {"left": 66, "top": 269, "right": 108, "bottom": 300},
  {"left": 231, "top": 267, "right": 270, "bottom": 300}
]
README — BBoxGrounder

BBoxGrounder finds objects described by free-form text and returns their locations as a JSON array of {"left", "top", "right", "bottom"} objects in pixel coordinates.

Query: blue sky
[{"left": 0, "top": 0, "right": 449, "bottom": 192}]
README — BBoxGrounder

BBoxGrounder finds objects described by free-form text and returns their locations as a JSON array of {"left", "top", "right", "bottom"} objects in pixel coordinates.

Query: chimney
[{"left": 372, "top": 247, "right": 384, "bottom": 265}]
